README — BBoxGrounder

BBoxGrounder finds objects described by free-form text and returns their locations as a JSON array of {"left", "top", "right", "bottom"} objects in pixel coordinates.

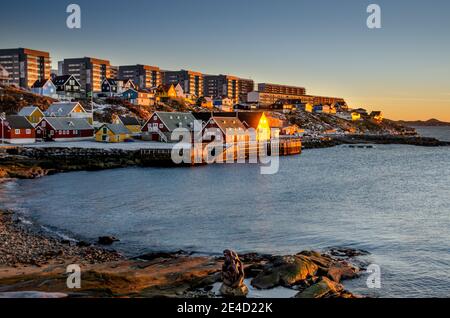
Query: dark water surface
[{"left": 1, "top": 132, "right": 450, "bottom": 297}]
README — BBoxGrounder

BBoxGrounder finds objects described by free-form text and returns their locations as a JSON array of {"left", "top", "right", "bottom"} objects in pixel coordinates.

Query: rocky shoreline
[{"left": 0, "top": 209, "right": 368, "bottom": 298}]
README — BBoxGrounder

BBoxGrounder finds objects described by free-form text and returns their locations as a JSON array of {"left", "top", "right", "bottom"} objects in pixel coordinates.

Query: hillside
[
  {"left": 287, "top": 110, "right": 413, "bottom": 136},
  {"left": 0, "top": 86, "right": 414, "bottom": 137},
  {"left": 396, "top": 119, "right": 450, "bottom": 127},
  {"left": 0, "top": 85, "right": 56, "bottom": 113}
]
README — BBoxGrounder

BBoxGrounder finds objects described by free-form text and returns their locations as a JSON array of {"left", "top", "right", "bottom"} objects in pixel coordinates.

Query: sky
[{"left": 1, "top": 0, "right": 449, "bottom": 121}]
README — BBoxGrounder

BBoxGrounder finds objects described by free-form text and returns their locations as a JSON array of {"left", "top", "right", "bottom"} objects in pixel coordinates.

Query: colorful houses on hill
[{"left": 45, "top": 102, "right": 93, "bottom": 124}]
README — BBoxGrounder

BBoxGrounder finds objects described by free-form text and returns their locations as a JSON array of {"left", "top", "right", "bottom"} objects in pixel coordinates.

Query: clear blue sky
[{"left": 1, "top": 0, "right": 449, "bottom": 120}]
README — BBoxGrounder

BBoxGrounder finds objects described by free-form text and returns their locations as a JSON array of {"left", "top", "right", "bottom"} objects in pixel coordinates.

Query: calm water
[
  {"left": 413, "top": 126, "right": 450, "bottom": 141},
  {"left": 1, "top": 128, "right": 449, "bottom": 298}
]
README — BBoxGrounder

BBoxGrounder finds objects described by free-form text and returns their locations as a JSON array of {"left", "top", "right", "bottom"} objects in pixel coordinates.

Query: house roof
[
  {"left": 43, "top": 117, "right": 93, "bottom": 131},
  {"left": 45, "top": 102, "right": 85, "bottom": 116},
  {"left": 52, "top": 75, "right": 78, "bottom": 86},
  {"left": 192, "top": 112, "right": 237, "bottom": 123},
  {"left": 154, "top": 112, "right": 197, "bottom": 131},
  {"left": 236, "top": 112, "right": 265, "bottom": 129},
  {"left": 31, "top": 78, "right": 53, "bottom": 88},
  {"left": 100, "top": 123, "right": 130, "bottom": 135},
  {"left": 119, "top": 116, "right": 141, "bottom": 126},
  {"left": 209, "top": 117, "right": 246, "bottom": 134},
  {"left": 18, "top": 106, "right": 44, "bottom": 117},
  {"left": 103, "top": 78, "right": 117, "bottom": 86},
  {"left": 4, "top": 115, "right": 34, "bottom": 129}
]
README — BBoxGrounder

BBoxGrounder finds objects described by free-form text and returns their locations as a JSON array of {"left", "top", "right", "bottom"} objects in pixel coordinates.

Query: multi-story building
[
  {"left": 0, "top": 48, "right": 51, "bottom": 88},
  {"left": 118, "top": 64, "right": 161, "bottom": 89},
  {"left": 203, "top": 74, "right": 239, "bottom": 104},
  {"left": 247, "top": 91, "right": 310, "bottom": 106},
  {"left": 258, "top": 83, "right": 306, "bottom": 96},
  {"left": 0, "top": 65, "right": 9, "bottom": 85},
  {"left": 163, "top": 70, "right": 203, "bottom": 97},
  {"left": 238, "top": 78, "right": 254, "bottom": 102},
  {"left": 110, "top": 66, "right": 119, "bottom": 79},
  {"left": 60, "top": 57, "right": 111, "bottom": 94}
]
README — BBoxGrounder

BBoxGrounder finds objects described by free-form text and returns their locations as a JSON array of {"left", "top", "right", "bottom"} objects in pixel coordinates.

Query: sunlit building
[{"left": 0, "top": 48, "right": 51, "bottom": 88}]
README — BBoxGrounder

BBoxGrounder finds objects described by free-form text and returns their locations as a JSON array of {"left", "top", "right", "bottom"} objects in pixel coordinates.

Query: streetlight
[{"left": 0, "top": 112, "right": 5, "bottom": 145}]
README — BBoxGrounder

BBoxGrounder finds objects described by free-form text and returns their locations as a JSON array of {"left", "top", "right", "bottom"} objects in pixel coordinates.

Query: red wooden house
[
  {"left": 35, "top": 117, "right": 94, "bottom": 142},
  {"left": 0, "top": 115, "right": 35, "bottom": 144},
  {"left": 141, "top": 112, "right": 197, "bottom": 143}
]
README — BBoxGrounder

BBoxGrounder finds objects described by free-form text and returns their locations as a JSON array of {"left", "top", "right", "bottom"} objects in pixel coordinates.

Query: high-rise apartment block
[
  {"left": 0, "top": 48, "right": 51, "bottom": 88},
  {"left": 203, "top": 74, "right": 239, "bottom": 103},
  {"left": 61, "top": 57, "right": 111, "bottom": 93},
  {"left": 118, "top": 64, "right": 161, "bottom": 89},
  {"left": 163, "top": 70, "right": 203, "bottom": 97}
]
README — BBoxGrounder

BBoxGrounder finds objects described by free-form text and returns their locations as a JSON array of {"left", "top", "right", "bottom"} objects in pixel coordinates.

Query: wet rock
[
  {"left": 220, "top": 284, "right": 249, "bottom": 298},
  {"left": 328, "top": 247, "right": 370, "bottom": 258},
  {"left": 98, "top": 236, "right": 120, "bottom": 245},
  {"left": 76, "top": 241, "right": 91, "bottom": 247},
  {"left": 220, "top": 250, "right": 248, "bottom": 297},
  {"left": 251, "top": 255, "right": 318, "bottom": 289},
  {"left": 294, "top": 277, "right": 344, "bottom": 298},
  {"left": 327, "top": 261, "right": 359, "bottom": 283}
]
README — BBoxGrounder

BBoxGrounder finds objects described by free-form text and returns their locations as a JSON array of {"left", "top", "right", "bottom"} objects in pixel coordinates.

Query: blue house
[
  {"left": 31, "top": 78, "right": 57, "bottom": 98},
  {"left": 122, "top": 88, "right": 139, "bottom": 100}
]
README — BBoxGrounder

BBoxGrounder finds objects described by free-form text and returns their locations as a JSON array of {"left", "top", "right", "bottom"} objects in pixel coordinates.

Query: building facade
[
  {"left": 118, "top": 64, "right": 161, "bottom": 89},
  {"left": 0, "top": 48, "right": 51, "bottom": 89},
  {"left": 238, "top": 78, "right": 254, "bottom": 102},
  {"left": 61, "top": 57, "right": 111, "bottom": 94},
  {"left": 163, "top": 70, "right": 203, "bottom": 97},
  {"left": 258, "top": 83, "right": 306, "bottom": 96},
  {"left": 203, "top": 75, "right": 239, "bottom": 104}
]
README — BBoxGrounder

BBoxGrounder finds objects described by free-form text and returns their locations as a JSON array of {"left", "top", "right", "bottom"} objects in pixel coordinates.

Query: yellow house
[
  {"left": 370, "top": 111, "right": 383, "bottom": 123},
  {"left": 18, "top": 106, "right": 45, "bottom": 125},
  {"left": 95, "top": 123, "right": 131, "bottom": 143},
  {"left": 113, "top": 115, "right": 142, "bottom": 135},
  {"left": 156, "top": 84, "right": 177, "bottom": 100},
  {"left": 351, "top": 112, "right": 361, "bottom": 121}
]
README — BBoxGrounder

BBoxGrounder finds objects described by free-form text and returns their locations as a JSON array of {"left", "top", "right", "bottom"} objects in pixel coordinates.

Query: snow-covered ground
[{"left": 20, "top": 140, "right": 190, "bottom": 151}]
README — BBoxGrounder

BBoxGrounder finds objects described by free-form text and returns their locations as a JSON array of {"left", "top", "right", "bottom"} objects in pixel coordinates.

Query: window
[
  {"left": 159, "top": 124, "right": 163, "bottom": 129},
  {"left": 58, "top": 130, "right": 62, "bottom": 135},
  {"left": 15, "top": 129, "right": 20, "bottom": 134},
  {"left": 25, "top": 129, "right": 31, "bottom": 135},
  {"left": 103, "top": 127, "right": 107, "bottom": 134}
]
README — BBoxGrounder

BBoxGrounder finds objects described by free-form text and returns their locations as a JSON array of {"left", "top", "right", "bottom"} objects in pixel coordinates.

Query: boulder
[
  {"left": 219, "top": 250, "right": 249, "bottom": 297},
  {"left": 295, "top": 277, "right": 344, "bottom": 298},
  {"left": 327, "top": 261, "right": 359, "bottom": 283},
  {"left": 219, "top": 284, "right": 249, "bottom": 298},
  {"left": 251, "top": 255, "right": 318, "bottom": 289},
  {"left": 98, "top": 236, "right": 120, "bottom": 245}
]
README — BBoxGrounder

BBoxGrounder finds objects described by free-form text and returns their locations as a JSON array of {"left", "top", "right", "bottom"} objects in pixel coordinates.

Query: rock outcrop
[{"left": 219, "top": 250, "right": 249, "bottom": 297}]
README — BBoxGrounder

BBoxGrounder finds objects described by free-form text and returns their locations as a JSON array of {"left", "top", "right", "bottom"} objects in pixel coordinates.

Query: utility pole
[{"left": 0, "top": 112, "right": 5, "bottom": 145}]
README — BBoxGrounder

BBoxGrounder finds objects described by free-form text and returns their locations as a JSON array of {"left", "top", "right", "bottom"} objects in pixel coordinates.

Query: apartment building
[
  {"left": 118, "top": 64, "right": 161, "bottom": 89},
  {"left": 61, "top": 57, "right": 111, "bottom": 94},
  {"left": 0, "top": 48, "right": 51, "bottom": 88},
  {"left": 258, "top": 83, "right": 306, "bottom": 96},
  {"left": 163, "top": 70, "right": 203, "bottom": 97},
  {"left": 238, "top": 78, "right": 254, "bottom": 102},
  {"left": 203, "top": 74, "right": 239, "bottom": 104}
]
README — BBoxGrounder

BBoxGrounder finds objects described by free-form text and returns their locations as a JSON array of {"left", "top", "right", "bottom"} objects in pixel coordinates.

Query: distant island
[{"left": 397, "top": 119, "right": 450, "bottom": 127}]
